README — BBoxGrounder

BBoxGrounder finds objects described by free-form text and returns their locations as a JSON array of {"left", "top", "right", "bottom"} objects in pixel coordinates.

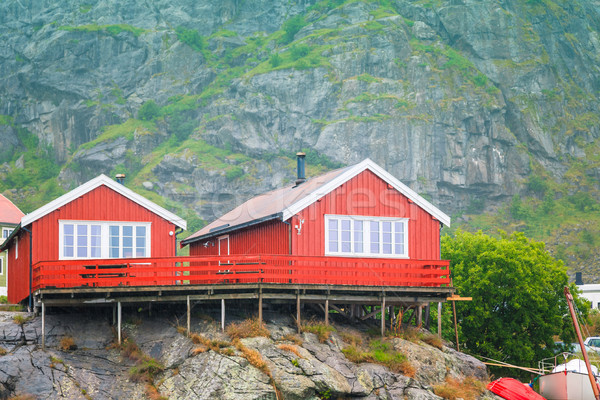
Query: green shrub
[
  {"left": 269, "top": 53, "right": 282, "bottom": 67},
  {"left": 290, "top": 44, "right": 310, "bottom": 60},
  {"left": 175, "top": 26, "right": 206, "bottom": 52},
  {"left": 280, "top": 15, "right": 306, "bottom": 44},
  {"left": 138, "top": 100, "right": 160, "bottom": 121}
]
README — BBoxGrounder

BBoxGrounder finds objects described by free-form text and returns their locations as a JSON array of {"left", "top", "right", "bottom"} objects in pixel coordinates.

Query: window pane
[
  {"left": 395, "top": 222, "right": 405, "bottom": 255},
  {"left": 64, "top": 246, "right": 74, "bottom": 257},
  {"left": 64, "top": 224, "right": 74, "bottom": 235},
  {"left": 109, "top": 226, "right": 120, "bottom": 258},
  {"left": 341, "top": 219, "right": 351, "bottom": 253},
  {"left": 370, "top": 221, "right": 379, "bottom": 253},
  {"left": 64, "top": 224, "right": 74, "bottom": 258},
  {"left": 64, "top": 235, "right": 74, "bottom": 246},
  {"left": 123, "top": 226, "right": 133, "bottom": 257},
  {"left": 91, "top": 225, "right": 101, "bottom": 258},
  {"left": 354, "top": 221, "right": 363, "bottom": 253},
  {"left": 328, "top": 219, "right": 338, "bottom": 252},
  {"left": 76, "top": 225, "right": 87, "bottom": 258},
  {"left": 382, "top": 221, "right": 392, "bottom": 254}
]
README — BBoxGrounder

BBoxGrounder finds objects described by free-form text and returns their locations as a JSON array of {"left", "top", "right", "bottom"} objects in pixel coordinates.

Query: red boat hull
[{"left": 487, "top": 377, "right": 546, "bottom": 400}]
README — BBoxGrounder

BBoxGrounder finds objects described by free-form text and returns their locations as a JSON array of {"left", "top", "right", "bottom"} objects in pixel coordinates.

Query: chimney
[
  {"left": 115, "top": 173, "right": 126, "bottom": 185},
  {"left": 295, "top": 152, "right": 306, "bottom": 186},
  {"left": 575, "top": 272, "right": 584, "bottom": 286}
]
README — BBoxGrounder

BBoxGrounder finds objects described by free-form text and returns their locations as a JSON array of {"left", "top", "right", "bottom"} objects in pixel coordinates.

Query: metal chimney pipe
[
  {"left": 115, "top": 173, "right": 126, "bottom": 185},
  {"left": 296, "top": 152, "right": 306, "bottom": 185}
]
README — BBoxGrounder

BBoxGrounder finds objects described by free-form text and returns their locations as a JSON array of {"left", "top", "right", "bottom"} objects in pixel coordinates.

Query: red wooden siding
[
  {"left": 9, "top": 185, "right": 178, "bottom": 303},
  {"left": 190, "top": 220, "right": 289, "bottom": 256},
  {"left": 293, "top": 169, "right": 441, "bottom": 259},
  {"left": 7, "top": 230, "right": 31, "bottom": 304}
]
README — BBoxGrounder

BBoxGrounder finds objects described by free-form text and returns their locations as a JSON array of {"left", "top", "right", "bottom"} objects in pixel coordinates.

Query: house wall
[
  {"left": 8, "top": 185, "right": 179, "bottom": 303},
  {"left": 7, "top": 230, "right": 30, "bottom": 304},
  {"left": 292, "top": 169, "right": 441, "bottom": 259},
  {"left": 189, "top": 220, "right": 290, "bottom": 256}
]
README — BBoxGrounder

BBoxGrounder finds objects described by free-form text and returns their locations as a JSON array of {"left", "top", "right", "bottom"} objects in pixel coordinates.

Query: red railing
[{"left": 32, "top": 255, "right": 450, "bottom": 291}]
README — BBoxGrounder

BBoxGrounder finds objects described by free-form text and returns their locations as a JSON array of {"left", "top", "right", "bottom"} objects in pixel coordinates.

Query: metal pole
[
  {"left": 117, "top": 301, "right": 122, "bottom": 345},
  {"left": 221, "top": 299, "right": 225, "bottom": 332},
  {"left": 325, "top": 299, "right": 329, "bottom": 326},
  {"left": 381, "top": 298, "right": 386, "bottom": 336},
  {"left": 565, "top": 286, "right": 600, "bottom": 400},
  {"left": 187, "top": 295, "right": 191, "bottom": 336},
  {"left": 41, "top": 301, "right": 45, "bottom": 350},
  {"left": 296, "top": 292, "right": 301, "bottom": 333},
  {"left": 438, "top": 302, "right": 442, "bottom": 338},
  {"left": 258, "top": 288, "right": 263, "bottom": 324}
]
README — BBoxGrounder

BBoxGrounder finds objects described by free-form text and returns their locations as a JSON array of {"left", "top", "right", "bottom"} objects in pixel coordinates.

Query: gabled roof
[
  {"left": 21, "top": 174, "right": 187, "bottom": 229},
  {"left": 0, "top": 194, "right": 24, "bottom": 225},
  {"left": 182, "top": 158, "right": 450, "bottom": 245}
]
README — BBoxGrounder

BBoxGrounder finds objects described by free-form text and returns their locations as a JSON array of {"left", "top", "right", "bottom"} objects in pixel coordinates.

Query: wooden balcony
[{"left": 33, "top": 255, "right": 450, "bottom": 291}]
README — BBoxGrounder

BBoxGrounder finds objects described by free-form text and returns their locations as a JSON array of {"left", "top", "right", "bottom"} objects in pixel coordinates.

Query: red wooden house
[
  {"left": 181, "top": 156, "right": 450, "bottom": 287},
  {"left": 0, "top": 175, "right": 187, "bottom": 304}
]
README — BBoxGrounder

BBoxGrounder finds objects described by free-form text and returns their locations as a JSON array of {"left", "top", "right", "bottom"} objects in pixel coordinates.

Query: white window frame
[
  {"left": 324, "top": 215, "right": 409, "bottom": 258},
  {"left": 0, "top": 256, "right": 3, "bottom": 275},
  {"left": 2, "top": 228, "right": 13, "bottom": 239},
  {"left": 58, "top": 220, "right": 151, "bottom": 260}
]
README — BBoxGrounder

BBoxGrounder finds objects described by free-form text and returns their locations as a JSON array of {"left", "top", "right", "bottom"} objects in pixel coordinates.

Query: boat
[
  {"left": 538, "top": 354, "right": 600, "bottom": 400},
  {"left": 487, "top": 377, "right": 546, "bottom": 400}
]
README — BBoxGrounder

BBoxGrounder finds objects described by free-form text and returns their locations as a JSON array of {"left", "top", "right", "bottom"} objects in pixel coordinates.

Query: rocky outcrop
[
  {"left": 0, "top": 310, "right": 502, "bottom": 400},
  {"left": 0, "top": 0, "right": 599, "bottom": 217}
]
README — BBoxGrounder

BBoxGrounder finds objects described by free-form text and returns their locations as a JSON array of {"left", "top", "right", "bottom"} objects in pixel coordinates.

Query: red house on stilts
[
  {"left": 182, "top": 155, "right": 450, "bottom": 285},
  {"left": 0, "top": 174, "right": 187, "bottom": 305}
]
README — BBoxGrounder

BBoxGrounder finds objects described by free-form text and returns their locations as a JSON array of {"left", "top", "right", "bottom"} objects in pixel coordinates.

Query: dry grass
[
  {"left": 433, "top": 377, "right": 487, "bottom": 400},
  {"left": 421, "top": 332, "right": 444, "bottom": 350},
  {"left": 226, "top": 318, "right": 270, "bottom": 339},
  {"left": 145, "top": 383, "right": 168, "bottom": 400},
  {"left": 281, "top": 333, "right": 303, "bottom": 345},
  {"left": 59, "top": 336, "right": 77, "bottom": 351},
  {"left": 277, "top": 344, "right": 303, "bottom": 359},
  {"left": 8, "top": 394, "right": 36, "bottom": 400},
  {"left": 339, "top": 331, "right": 365, "bottom": 347},
  {"left": 0, "top": 347, "right": 7, "bottom": 356},
  {"left": 176, "top": 325, "right": 187, "bottom": 335},
  {"left": 232, "top": 339, "right": 271, "bottom": 377},
  {"left": 12, "top": 315, "right": 31, "bottom": 326},
  {"left": 189, "top": 332, "right": 231, "bottom": 354},
  {"left": 191, "top": 346, "right": 208, "bottom": 355},
  {"left": 301, "top": 320, "right": 336, "bottom": 343}
]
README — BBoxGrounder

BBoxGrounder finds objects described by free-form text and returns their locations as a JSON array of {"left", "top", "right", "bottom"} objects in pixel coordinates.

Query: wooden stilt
[
  {"left": 424, "top": 304, "right": 430, "bottom": 330},
  {"left": 417, "top": 305, "right": 423, "bottom": 328},
  {"left": 149, "top": 302, "right": 152, "bottom": 317},
  {"left": 452, "top": 300, "right": 459, "bottom": 351},
  {"left": 325, "top": 299, "right": 329, "bottom": 326},
  {"left": 186, "top": 295, "right": 191, "bottom": 336},
  {"left": 258, "top": 288, "right": 263, "bottom": 324},
  {"left": 41, "top": 301, "right": 46, "bottom": 350},
  {"left": 438, "top": 302, "right": 442, "bottom": 338},
  {"left": 117, "top": 301, "right": 122, "bottom": 345},
  {"left": 221, "top": 299, "right": 225, "bottom": 332},
  {"left": 296, "top": 291, "right": 301, "bottom": 333},
  {"left": 389, "top": 306, "right": 394, "bottom": 332},
  {"left": 381, "top": 297, "right": 386, "bottom": 337},
  {"left": 113, "top": 304, "right": 116, "bottom": 325}
]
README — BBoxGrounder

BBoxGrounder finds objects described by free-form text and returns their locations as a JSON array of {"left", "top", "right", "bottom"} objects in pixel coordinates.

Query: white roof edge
[
  {"left": 21, "top": 175, "right": 187, "bottom": 230},
  {"left": 282, "top": 158, "right": 450, "bottom": 226}
]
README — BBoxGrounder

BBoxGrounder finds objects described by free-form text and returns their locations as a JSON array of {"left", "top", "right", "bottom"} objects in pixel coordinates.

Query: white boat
[{"left": 538, "top": 354, "right": 600, "bottom": 400}]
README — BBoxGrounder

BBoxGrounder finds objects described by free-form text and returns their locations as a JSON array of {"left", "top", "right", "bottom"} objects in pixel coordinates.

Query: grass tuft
[
  {"left": 226, "top": 318, "right": 270, "bottom": 339},
  {"left": 433, "top": 377, "right": 487, "bottom": 400},
  {"left": 301, "top": 320, "right": 336, "bottom": 343},
  {"left": 342, "top": 339, "right": 415, "bottom": 377},
  {"left": 232, "top": 339, "right": 271, "bottom": 377},
  {"left": 59, "top": 336, "right": 77, "bottom": 351},
  {"left": 277, "top": 343, "right": 303, "bottom": 358}
]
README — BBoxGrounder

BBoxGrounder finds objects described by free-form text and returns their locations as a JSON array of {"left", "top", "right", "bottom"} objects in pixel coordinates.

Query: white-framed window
[
  {"left": 325, "top": 215, "right": 408, "bottom": 258},
  {"left": 2, "top": 228, "right": 13, "bottom": 239},
  {"left": 59, "top": 220, "right": 151, "bottom": 260},
  {"left": 0, "top": 257, "right": 3, "bottom": 275}
]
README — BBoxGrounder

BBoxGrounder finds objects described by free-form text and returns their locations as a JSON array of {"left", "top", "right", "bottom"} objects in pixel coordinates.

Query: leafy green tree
[
  {"left": 442, "top": 230, "right": 588, "bottom": 377},
  {"left": 280, "top": 15, "right": 306, "bottom": 44}
]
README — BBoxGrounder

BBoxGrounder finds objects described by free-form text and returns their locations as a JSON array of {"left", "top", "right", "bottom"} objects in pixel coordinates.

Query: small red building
[
  {"left": 182, "top": 157, "right": 450, "bottom": 264},
  {"left": 0, "top": 175, "right": 187, "bottom": 304}
]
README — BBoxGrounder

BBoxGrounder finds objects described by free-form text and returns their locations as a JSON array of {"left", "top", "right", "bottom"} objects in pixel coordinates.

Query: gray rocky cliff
[
  {"left": 0, "top": 310, "right": 502, "bottom": 400},
  {"left": 0, "top": 0, "right": 599, "bottom": 221}
]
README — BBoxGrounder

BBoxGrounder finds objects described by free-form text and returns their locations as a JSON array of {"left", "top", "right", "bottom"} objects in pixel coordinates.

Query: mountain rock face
[
  {"left": 0, "top": 310, "right": 500, "bottom": 400},
  {"left": 0, "top": 0, "right": 599, "bottom": 223}
]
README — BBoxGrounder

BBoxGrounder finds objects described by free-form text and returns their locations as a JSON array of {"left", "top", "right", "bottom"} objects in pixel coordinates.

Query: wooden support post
[
  {"left": 438, "top": 302, "right": 442, "bottom": 338},
  {"left": 381, "top": 297, "right": 386, "bottom": 337},
  {"left": 389, "top": 306, "right": 394, "bottom": 332},
  {"left": 296, "top": 292, "right": 301, "bottom": 333},
  {"left": 221, "top": 299, "right": 225, "bottom": 332},
  {"left": 41, "top": 301, "right": 46, "bottom": 350},
  {"left": 258, "top": 288, "right": 263, "bottom": 324},
  {"left": 452, "top": 300, "right": 459, "bottom": 351},
  {"left": 149, "top": 302, "right": 152, "bottom": 317},
  {"left": 117, "top": 301, "right": 122, "bottom": 345},
  {"left": 325, "top": 299, "right": 329, "bottom": 326},
  {"left": 112, "top": 304, "right": 116, "bottom": 325},
  {"left": 417, "top": 305, "right": 423, "bottom": 327},
  {"left": 186, "top": 295, "right": 191, "bottom": 336},
  {"left": 424, "top": 304, "right": 431, "bottom": 330}
]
